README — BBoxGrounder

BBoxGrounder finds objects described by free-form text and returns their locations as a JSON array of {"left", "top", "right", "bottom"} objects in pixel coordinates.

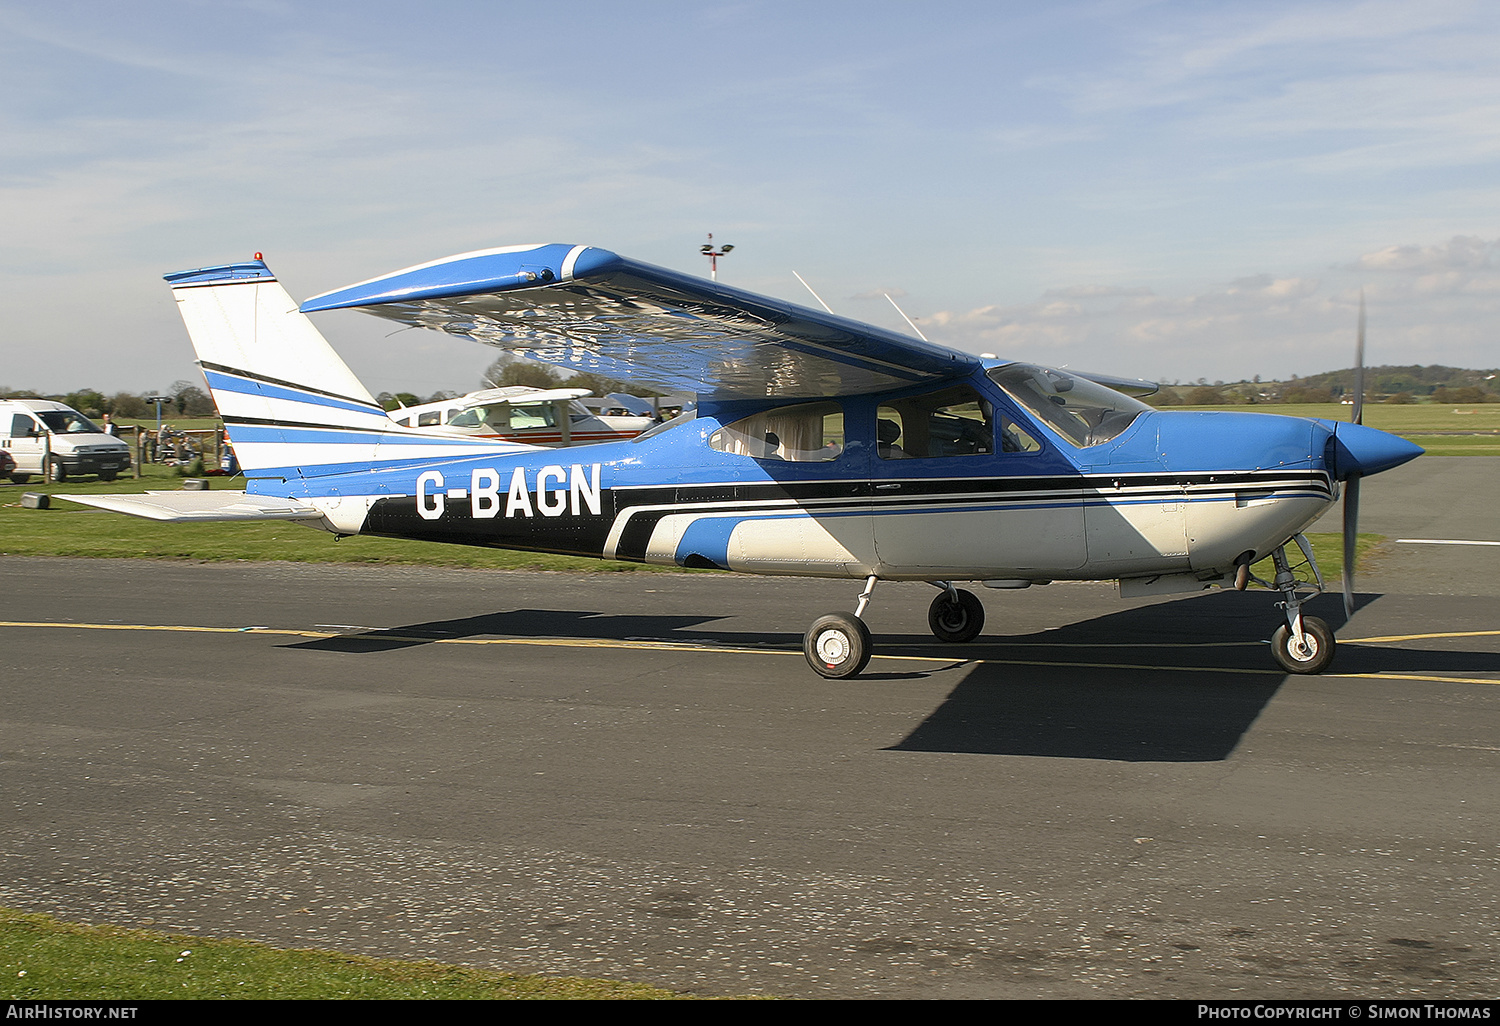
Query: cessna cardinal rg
[{"left": 73, "top": 244, "right": 1422, "bottom": 678}]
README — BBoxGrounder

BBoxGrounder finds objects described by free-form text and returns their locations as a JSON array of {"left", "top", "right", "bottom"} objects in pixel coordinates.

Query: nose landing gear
[{"left": 1252, "top": 535, "right": 1337, "bottom": 675}]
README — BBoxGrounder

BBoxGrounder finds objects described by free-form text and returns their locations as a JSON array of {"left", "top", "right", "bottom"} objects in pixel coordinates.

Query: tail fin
[{"left": 166, "top": 258, "right": 391, "bottom": 478}]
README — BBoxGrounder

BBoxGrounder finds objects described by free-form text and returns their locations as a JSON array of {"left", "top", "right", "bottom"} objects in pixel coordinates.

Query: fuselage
[{"left": 249, "top": 362, "right": 1393, "bottom": 587}]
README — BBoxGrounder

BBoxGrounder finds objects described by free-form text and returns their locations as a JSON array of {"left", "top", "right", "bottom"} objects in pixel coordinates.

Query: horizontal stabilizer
[{"left": 66, "top": 491, "right": 324, "bottom": 522}]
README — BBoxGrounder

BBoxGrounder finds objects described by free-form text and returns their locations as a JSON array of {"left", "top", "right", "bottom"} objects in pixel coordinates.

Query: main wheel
[
  {"left": 98, "top": 471, "right": 117, "bottom": 481},
  {"left": 47, "top": 458, "right": 66, "bottom": 483},
  {"left": 928, "top": 589, "right": 985, "bottom": 643},
  {"left": 1270, "top": 616, "right": 1335, "bottom": 674},
  {"left": 10, "top": 474, "right": 29, "bottom": 484},
  {"left": 804, "top": 612, "right": 872, "bottom": 679}
]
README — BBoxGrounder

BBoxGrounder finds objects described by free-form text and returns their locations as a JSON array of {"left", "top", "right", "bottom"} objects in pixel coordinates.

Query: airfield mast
[{"left": 700, "top": 234, "right": 733, "bottom": 281}]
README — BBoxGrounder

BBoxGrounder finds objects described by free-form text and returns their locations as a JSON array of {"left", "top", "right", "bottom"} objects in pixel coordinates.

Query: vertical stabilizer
[{"left": 165, "top": 259, "right": 390, "bottom": 477}]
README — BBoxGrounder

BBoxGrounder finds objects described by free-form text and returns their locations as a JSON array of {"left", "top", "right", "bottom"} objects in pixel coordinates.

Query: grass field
[
  {"left": 1176, "top": 401, "right": 1500, "bottom": 442},
  {"left": 0, "top": 465, "right": 682, "bottom": 572},
  {"left": 0, "top": 907, "right": 697, "bottom": 1000}
]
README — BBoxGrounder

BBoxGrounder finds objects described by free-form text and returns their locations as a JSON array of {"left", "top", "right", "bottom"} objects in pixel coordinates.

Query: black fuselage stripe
[{"left": 200, "top": 360, "right": 387, "bottom": 412}]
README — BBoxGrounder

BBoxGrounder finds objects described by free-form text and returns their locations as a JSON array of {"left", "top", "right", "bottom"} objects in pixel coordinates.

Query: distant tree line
[
  {"left": 0, "top": 380, "right": 216, "bottom": 418},
  {"left": 1146, "top": 365, "right": 1498, "bottom": 407}
]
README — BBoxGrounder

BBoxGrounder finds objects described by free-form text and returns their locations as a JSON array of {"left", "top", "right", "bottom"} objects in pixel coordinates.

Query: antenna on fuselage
[
  {"left": 792, "top": 271, "right": 834, "bottom": 314},
  {"left": 884, "top": 293, "right": 929, "bottom": 341}
]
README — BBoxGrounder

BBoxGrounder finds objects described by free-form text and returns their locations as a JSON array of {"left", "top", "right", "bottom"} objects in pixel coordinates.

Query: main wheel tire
[
  {"left": 98, "top": 471, "right": 117, "bottom": 481},
  {"left": 928, "top": 589, "right": 985, "bottom": 643},
  {"left": 47, "top": 458, "right": 66, "bottom": 483},
  {"left": 10, "top": 474, "right": 29, "bottom": 484},
  {"left": 1270, "top": 616, "right": 1336, "bottom": 674},
  {"left": 804, "top": 612, "right": 872, "bottom": 679}
]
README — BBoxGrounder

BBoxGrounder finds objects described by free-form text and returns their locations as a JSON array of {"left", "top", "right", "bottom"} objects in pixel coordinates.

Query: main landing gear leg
[
  {"left": 804, "top": 576, "right": 876, "bottom": 679},
  {"left": 1265, "top": 543, "right": 1335, "bottom": 674}
]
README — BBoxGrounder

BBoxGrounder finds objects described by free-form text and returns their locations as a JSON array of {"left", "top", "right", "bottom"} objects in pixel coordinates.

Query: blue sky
[{"left": 3, "top": 0, "right": 1498, "bottom": 396}]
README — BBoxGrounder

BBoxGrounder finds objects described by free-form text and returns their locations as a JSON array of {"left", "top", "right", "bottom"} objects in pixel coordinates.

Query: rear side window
[{"left": 709, "top": 402, "right": 845, "bottom": 462}]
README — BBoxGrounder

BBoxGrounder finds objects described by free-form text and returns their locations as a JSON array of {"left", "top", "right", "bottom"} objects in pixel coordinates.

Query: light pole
[{"left": 700, "top": 234, "right": 734, "bottom": 281}]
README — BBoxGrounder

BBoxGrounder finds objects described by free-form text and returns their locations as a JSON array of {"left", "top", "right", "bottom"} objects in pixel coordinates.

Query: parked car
[{"left": 0, "top": 399, "right": 133, "bottom": 482}]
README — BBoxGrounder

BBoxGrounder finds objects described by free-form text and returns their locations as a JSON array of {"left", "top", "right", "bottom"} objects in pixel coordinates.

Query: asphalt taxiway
[{"left": 0, "top": 457, "right": 1496, "bottom": 998}]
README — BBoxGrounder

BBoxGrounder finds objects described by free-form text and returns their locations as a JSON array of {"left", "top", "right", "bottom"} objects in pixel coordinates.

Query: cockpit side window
[
  {"left": 986, "top": 364, "right": 1149, "bottom": 448},
  {"left": 509, "top": 403, "right": 555, "bottom": 429},
  {"left": 709, "top": 402, "right": 845, "bottom": 462},
  {"left": 877, "top": 385, "right": 993, "bottom": 460}
]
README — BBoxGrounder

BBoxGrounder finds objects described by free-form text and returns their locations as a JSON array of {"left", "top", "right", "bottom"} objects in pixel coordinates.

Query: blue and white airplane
[{"left": 74, "top": 244, "right": 1422, "bottom": 678}]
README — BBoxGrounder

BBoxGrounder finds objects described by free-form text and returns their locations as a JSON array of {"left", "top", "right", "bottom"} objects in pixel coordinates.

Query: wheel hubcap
[
  {"left": 816, "top": 630, "right": 850, "bottom": 664},
  {"left": 1289, "top": 634, "right": 1318, "bottom": 661}
]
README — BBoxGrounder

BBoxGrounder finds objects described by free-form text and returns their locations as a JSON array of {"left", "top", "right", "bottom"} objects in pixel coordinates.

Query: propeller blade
[
  {"left": 1352, "top": 290, "right": 1365, "bottom": 426},
  {"left": 1342, "top": 474, "right": 1360, "bottom": 620}
]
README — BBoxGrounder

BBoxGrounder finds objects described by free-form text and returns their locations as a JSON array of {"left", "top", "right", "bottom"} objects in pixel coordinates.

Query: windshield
[
  {"left": 38, "top": 410, "right": 101, "bottom": 434},
  {"left": 987, "top": 364, "right": 1149, "bottom": 448}
]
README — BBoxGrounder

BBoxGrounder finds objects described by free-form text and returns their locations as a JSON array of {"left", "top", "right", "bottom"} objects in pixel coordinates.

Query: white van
[{"left": 0, "top": 399, "right": 133, "bottom": 483}]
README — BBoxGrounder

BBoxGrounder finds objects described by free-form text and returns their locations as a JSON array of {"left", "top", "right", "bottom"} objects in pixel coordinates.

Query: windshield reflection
[{"left": 987, "top": 364, "right": 1149, "bottom": 448}]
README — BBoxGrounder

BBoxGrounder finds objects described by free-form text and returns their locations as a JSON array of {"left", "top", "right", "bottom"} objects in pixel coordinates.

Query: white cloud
[
  {"left": 921, "top": 236, "right": 1500, "bottom": 380},
  {"left": 1352, "top": 235, "right": 1497, "bottom": 272}
]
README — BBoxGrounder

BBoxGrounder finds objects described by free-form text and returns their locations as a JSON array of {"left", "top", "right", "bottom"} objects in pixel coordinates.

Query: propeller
[{"left": 1342, "top": 290, "right": 1365, "bottom": 620}]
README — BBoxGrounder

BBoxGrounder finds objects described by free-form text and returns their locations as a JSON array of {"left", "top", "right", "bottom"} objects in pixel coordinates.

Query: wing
[{"left": 300, "top": 244, "right": 979, "bottom": 399}]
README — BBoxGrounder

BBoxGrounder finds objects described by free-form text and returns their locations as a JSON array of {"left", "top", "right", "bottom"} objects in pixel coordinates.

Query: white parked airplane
[{"left": 387, "top": 386, "right": 655, "bottom": 447}]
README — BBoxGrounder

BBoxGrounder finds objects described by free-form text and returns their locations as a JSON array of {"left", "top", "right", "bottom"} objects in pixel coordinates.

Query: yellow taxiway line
[{"left": 2, "top": 619, "right": 1496, "bottom": 684}]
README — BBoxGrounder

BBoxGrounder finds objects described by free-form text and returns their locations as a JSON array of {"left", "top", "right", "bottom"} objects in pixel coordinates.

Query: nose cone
[{"left": 1330, "top": 421, "right": 1423, "bottom": 479}]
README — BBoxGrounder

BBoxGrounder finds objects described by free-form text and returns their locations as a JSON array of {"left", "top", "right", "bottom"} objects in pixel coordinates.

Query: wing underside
[{"left": 301, "top": 245, "right": 979, "bottom": 399}]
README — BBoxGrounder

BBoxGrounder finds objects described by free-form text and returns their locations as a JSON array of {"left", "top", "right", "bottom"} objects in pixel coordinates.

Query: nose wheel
[
  {"left": 1260, "top": 540, "right": 1338, "bottom": 674},
  {"left": 1271, "top": 615, "right": 1334, "bottom": 674}
]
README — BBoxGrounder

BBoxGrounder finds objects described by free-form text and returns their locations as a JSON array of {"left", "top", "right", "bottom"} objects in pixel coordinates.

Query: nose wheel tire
[
  {"left": 1270, "top": 616, "right": 1335, "bottom": 674},
  {"left": 804, "top": 612, "right": 872, "bottom": 679},
  {"left": 928, "top": 589, "right": 985, "bottom": 643}
]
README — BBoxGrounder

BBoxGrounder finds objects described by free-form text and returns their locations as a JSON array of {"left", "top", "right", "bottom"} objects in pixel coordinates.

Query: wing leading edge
[{"left": 300, "top": 244, "right": 979, "bottom": 399}]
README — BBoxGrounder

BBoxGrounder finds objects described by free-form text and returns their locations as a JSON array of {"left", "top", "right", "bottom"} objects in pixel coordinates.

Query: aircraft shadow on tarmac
[
  {"left": 282, "top": 608, "right": 740, "bottom": 652},
  {"left": 282, "top": 590, "right": 1495, "bottom": 764},
  {"left": 890, "top": 590, "right": 1499, "bottom": 762}
]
